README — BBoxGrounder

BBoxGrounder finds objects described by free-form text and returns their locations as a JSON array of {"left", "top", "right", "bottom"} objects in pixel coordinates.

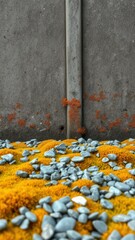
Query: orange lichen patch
[
  {"left": 77, "top": 127, "right": 87, "bottom": 135},
  {"left": 98, "top": 127, "right": 107, "bottom": 132},
  {"left": 96, "top": 110, "right": 101, "bottom": 119},
  {"left": 109, "top": 118, "right": 122, "bottom": 129},
  {"left": 75, "top": 221, "right": 92, "bottom": 235},
  {"left": 128, "top": 114, "right": 135, "bottom": 128},
  {"left": 17, "top": 119, "right": 26, "bottom": 127},
  {"left": 29, "top": 123, "right": 36, "bottom": 129},
  {"left": 7, "top": 112, "right": 16, "bottom": 122},
  {"left": 89, "top": 91, "right": 106, "bottom": 102},
  {"left": 15, "top": 103, "right": 22, "bottom": 110}
]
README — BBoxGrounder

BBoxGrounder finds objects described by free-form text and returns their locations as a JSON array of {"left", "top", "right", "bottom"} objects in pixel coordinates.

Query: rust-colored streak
[
  {"left": 95, "top": 110, "right": 101, "bottom": 119},
  {"left": 89, "top": 91, "right": 106, "bottom": 102},
  {"left": 44, "top": 113, "right": 51, "bottom": 130},
  {"left": 109, "top": 118, "right": 122, "bottom": 129},
  {"left": 77, "top": 127, "right": 86, "bottom": 135},
  {"left": 15, "top": 102, "right": 22, "bottom": 109},
  {"left": 101, "top": 114, "right": 107, "bottom": 121},
  {"left": 98, "top": 127, "right": 107, "bottom": 132},
  {"left": 128, "top": 115, "right": 135, "bottom": 128},
  {"left": 8, "top": 113, "right": 16, "bottom": 122},
  {"left": 18, "top": 119, "right": 26, "bottom": 127},
  {"left": 95, "top": 110, "right": 107, "bottom": 121},
  {"left": 123, "top": 113, "right": 129, "bottom": 118}
]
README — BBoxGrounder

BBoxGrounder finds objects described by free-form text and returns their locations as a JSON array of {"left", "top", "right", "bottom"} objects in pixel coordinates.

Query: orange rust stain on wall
[
  {"left": 77, "top": 127, "right": 87, "bottom": 135},
  {"left": 8, "top": 113, "right": 16, "bottom": 122},
  {"left": 62, "top": 98, "right": 81, "bottom": 127},
  {"left": 29, "top": 124, "right": 36, "bottom": 129},
  {"left": 89, "top": 91, "right": 106, "bottom": 102},
  {"left": 109, "top": 118, "right": 122, "bottom": 129},
  {"left": 95, "top": 110, "right": 107, "bottom": 121},
  {"left": 123, "top": 113, "right": 129, "bottom": 118},
  {"left": 101, "top": 114, "right": 107, "bottom": 121},
  {"left": 15, "top": 103, "right": 22, "bottom": 110},
  {"left": 43, "top": 113, "right": 51, "bottom": 130},
  {"left": 95, "top": 110, "right": 101, "bottom": 119},
  {"left": 128, "top": 115, "right": 135, "bottom": 128},
  {"left": 98, "top": 127, "right": 107, "bottom": 132},
  {"left": 18, "top": 119, "right": 26, "bottom": 127},
  {"left": 45, "top": 113, "right": 51, "bottom": 119}
]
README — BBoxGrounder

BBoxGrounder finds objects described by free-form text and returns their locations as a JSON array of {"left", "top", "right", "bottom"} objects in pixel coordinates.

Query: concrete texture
[
  {"left": 83, "top": 0, "right": 135, "bottom": 140},
  {"left": 66, "top": 0, "right": 82, "bottom": 138},
  {"left": 0, "top": 0, "right": 66, "bottom": 141}
]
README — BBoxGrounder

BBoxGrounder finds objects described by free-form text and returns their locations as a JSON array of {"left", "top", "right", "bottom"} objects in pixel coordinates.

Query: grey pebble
[
  {"left": 91, "top": 231, "right": 101, "bottom": 239},
  {"left": 16, "top": 170, "right": 29, "bottom": 178},
  {"left": 72, "top": 156, "right": 84, "bottom": 162},
  {"left": 51, "top": 172, "right": 61, "bottom": 181},
  {"left": 121, "top": 234, "right": 135, "bottom": 240},
  {"left": 44, "top": 149, "right": 56, "bottom": 158},
  {"left": 41, "top": 216, "right": 56, "bottom": 230},
  {"left": 82, "top": 235, "right": 94, "bottom": 240},
  {"left": 91, "top": 188, "right": 100, "bottom": 201},
  {"left": 40, "top": 165, "right": 54, "bottom": 175},
  {"left": 19, "top": 206, "right": 29, "bottom": 215},
  {"left": 81, "top": 151, "right": 91, "bottom": 158},
  {"left": 55, "top": 217, "right": 76, "bottom": 232},
  {"left": 55, "top": 144, "right": 66, "bottom": 151},
  {"left": 104, "top": 192, "right": 115, "bottom": 199},
  {"left": 128, "top": 210, "right": 135, "bottom": 219},
  {"left": 22, "top": 150, "right": 31, "bottom": 157},
  {"left": 78, "top": 214, "right": 88, "bottom": 223},
  {"left": 20, "top": 219, "right": 30, "bottom": 230},
  {"left": 41, "top": 223, "right": 55, "bottom": 240},
  {"left": 25, "top": 211, "right": 37, "bottom": 222},
  {"left": 129, "top": 169, "right": 135, "bottom": 176},
  {"left": 115, "top": 182, "right": 130, "bottom": 192},
  {"left": 109, "top": 186, "right": 122, "bottom": 196},
  {"left": 33, "top": 233, "right": 43, "bottom": 240},
  {"left": 68, "top": 209, "right": 79, "bottom": 219},
  {"left": 66, "top": 230, "right": 81, "bottom": 240},
  {"left": 128, "top": 220, "right": 135, "bottom": 231},
  {"left": 80, "top": 186, "right": 90, "bottom": 195},
  {"left": 124, "top": 179, "right": 135, "bottom": 188},
  {"left": 2, "top": 153, "right": 13, "bottom": 162},
  {"left": 107, "top": 181, "right": 116, "bottom": 187},
  {"left": 107, "top": 230, "right": 121, "bottom": 240},
  {"left": 66, "top": 201, "right": 74, "bottom": 208},
  {"left": 59, "top": 196, "right": 71, "bottom": 204},
  {"left": 102, "top": 157, "right": 109, "bottom": 163},
  {"left": 107, "top": 154, "right": 117, "bottom": 161},
  {"left": 100, "top": 199, "right": 114, "bottom": 209},
  {"left": 88, "top": 212, "right": 99, "bottom": 220},
  {"left": 50, "top": 212, "right": 62, "bottom": 219},
  {"left": 11, "top": 215, "right": 25, "bottom": 226},
  {"left": 43, "top": 203, "right": 52, "bottom": 213},
  {"left": 108, "top": 162, "right": 117, "bottom": 168},
  {"left": 20, "top": 157, "right": 28, "bottom": 162},
  {"left": 30, "top": 158, "right": 38, "bottom": 164},
  {"left": 125, "top": 163, "right": 133, "bottom": 168},
  {"left": 92, "top": 220, "right": 107, "bottom": 234},
  {"left": 77, "top": 207, "right": 90, "bottom": 214},
  {"left": 88, "top": 166, "right": 99, "bottom": 172},
  {"left": 52, "top": 201, "right": 67, "bottom": 213},
  {"left": 112, "top": 214, "right": 131, "bottom": 222},
  {"left": 54, "top": 232, "right": 67, "bottom": 238},
  {"left": 0, "top": 219, "right": 7, "bottom": 231},
  {"left": 60, "top": 157, "right": 70, "bottom": 163},
  {"left": 98, "top": 212, "right": 108, "bottom": 223}
]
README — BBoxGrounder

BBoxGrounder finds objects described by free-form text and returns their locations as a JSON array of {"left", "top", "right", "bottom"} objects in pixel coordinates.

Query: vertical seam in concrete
[{"left": 66, "top": 0, "right": 82, "bottom": 138}]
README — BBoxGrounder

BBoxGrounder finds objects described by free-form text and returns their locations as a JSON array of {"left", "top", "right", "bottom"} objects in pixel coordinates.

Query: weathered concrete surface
[
  {"left": 83, "top": 0, "right": 135, "bottom": 140},
  {"left": 0, "top": 0, "right": 66, "bottom": 141},
  {"left": 66, "top": 0, "right": 82, "bottom": 138}
]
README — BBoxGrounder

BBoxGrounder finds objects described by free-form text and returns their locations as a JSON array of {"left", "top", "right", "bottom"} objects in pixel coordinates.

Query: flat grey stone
[
  {"left": 98, "top": 212, "right": 108, "bottom": 223},
  {"left": 113, "top": 166, "right": 122, "bottom": 170},
  {"left": 41, "top": 223, "right": 55, "bottom": 240},
  {"left": 55, "top": 217, "right": 76, "bottom": 232},
  {"left": 128, "top": 210, "right": 135, "bottom": 219},
  {"left": 52, "top": 201, "right": 67, "bottom": 213},
  {"left": 19, "top": 206, "right": 29, "bottom": 215},
  {"left": 59, "top": 196, "right": 71, "bottom": 204},
  {"left": 68, "top": 209, "right": 79, "bottom": 219},
  {"left": 88, "top": 166, "right": 99, "bottom": 172},
  {"left": 1, "top": 153, "right": 13, "bottom": 162},
  {"left": 91, "top": 189, "right": 100, "bottom": 201},
  {"left": 112, "top": 214, "right": 131, "bottom": 222},
  {"left": 25, "top": 211, "right": 37, "bottom": 222},
  {"left": 82, "top": 235, "right": 94, "bottom": 240},
  {"left": 100, "top": 199, "right": 114, "bottom": 209},
  {"left": 129, "top": 169, "right": 135, "bottom": 176},
  {"left": 77, "top": 207, "right": 90, "bottom": 214},
  {"left": 32, "top": 164, "right": 40, "bottom": 171},
  {"left": 39, "top": 196, "right": 52, "bottom": 205},
  {"left": 108, "top": 162, "right": 117, "bottom": 168},
  {"left": 33, "top": 233, "right": 43, "bottom": 240},
  {"left": 81, "top": 151, "right": 91, "bottom": 158},
  {"left": 11, "top": 215, "right": 25, "bottom": 226},
  {"left": 107, "top": 181, "right": 116, "bottom": 187},
  {"left": 20, "top": 219, "right": 30, "bottom": 230},
  {"left": 88, "top": 212, "right": 99, "bottom": 220},
  {"left": 66, "top": 230, "right": 81, "bottom": 240},
  {"left": 102, "top": 157, "right": 109, "bottom": 163},
  {"left": 40, "top": 165, "right": 54, "bottom": 175},
  {"left": 115, "top": 182, "right": 130, "bottom": 192},
  {"left": 0, "top": 219, "right": 7, "bottom": 231},
  {"left": 16, "top": 170, "right": 29, "bottom": 178},
  {"left": 20, "top": 157, "right": 28, "bottom": 162},
  {"left": 124, "top": 179, "right": 135, "bottom": 188},
  {"left": 78, "top": 213, "right": 88, "bottom": 223},
  {"left": 80, "top": 186, "right": 90, "bottom": 195},
  {"left": 128, "top": 220, "right": 135, "bottom": 231},
  {"left": 51, "top": 172, "right": 61, "bottom": 181},
  {"left": 43, "top": 203, "right": 52, "bottom": 213},
  {"left": 66, "top": 201, "right": 74, "bottom": 208},
  {"left": 44, "top": 149, "right": 56, "bottom": 158},
  {"left": 107, "top": 230, "right": 121, "bottom": 240},
  {"left": 121, "top": 234, "right": 135, "bottom": 240},
  {"left": 22, "top": 150, "right": 31, "bottom": 157},
  {"left": 41, "top": 216, "right": 56, "bottom": 230},
  {"left": 91, "top": 231, "right": 101, "bottom": 239},
  {"left": 50, "top": 212, "right": 62, "bottom": 219},
  {"left": 92, "top": 220, "right": 107, "bottom": 234},
  {"left": 72, "top": 156, "right": 84, "bottom": 162},
  {"left": 78, "top": 138, "right": 86, "bottom": 144},
  {"left": 109, "top": 186, "right": 122, "bottom": 196},
  {"left": 59, "top": 157, "right": 70, "bottom": 163},
  {"left": 107, "top": 154, "right": 117, "bottom": 161},
  {"left": 125, "top": 163, "right": 133, "bottom": 168},
  {"left": 90, "top": 141, "right": 99, "bottom": 147},
  {"left": 104, "top": 192, "right": 115, "bottom": 199},
  {"left": 69, "top": 174, "right": 78, "bottom": 181},
  {"left": 109, "top": 173, "right": 120, "bottom": 181},
  {"left": 55, "top": 144, "right": 66, "bottom": 151},
  {"left": 92, "top": 176, "right": 104, "bottom": 185},
  {"left": 72, "top": 196, "right": 87, "bottom": 206},
  {"left": 30, "top": 158, "right": 38, "bottom": 165}
]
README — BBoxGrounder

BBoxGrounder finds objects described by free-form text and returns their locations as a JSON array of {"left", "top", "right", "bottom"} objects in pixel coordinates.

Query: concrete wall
[
  {"left": 0, "top": 0, "right": 66, "bottom": 140},
  {"left": 83, "top": 0, "right": 135, "bottom": 140}
]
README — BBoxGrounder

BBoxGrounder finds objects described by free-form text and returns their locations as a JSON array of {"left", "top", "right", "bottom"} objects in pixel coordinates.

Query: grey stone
[
  {"left": 40, "top": 165, "right": 54, "bottom": 175},
  {"left": 9, "top": 160, "right": 16, "bottom": 165},
  {"left": 25, "top": 211, "right": 37, "bottom": 222},
  {"left": 112, "top": 214, "right": 131, "bottom": 222},
  {"left": 30, "top": 158, "right": 38, "bottom": 164},
  {"left": 66, "top": 230, "right": 81, "bottom": 239},
  {"left": 16, "top": 170, "right": 29, "bottom": 178},
  {"left": 88, "top": 212, "right": 99, "bottom": 220},
  {"left": 91, "top": 188, "right": 100, "bottom": 201},
  {"left": 50, "top": 212, "right": 62, "bottom": 219},
  {"left": 80, "top": 186, "right": 90, "bottom": 195},
  {"left": 68, "top": 209, "right": 79, "bottom": 219},
  {"left": 81, "top": 151, "right": 91, "bottom": 158},
  {"left": 44, "top": 149, "right": 56, "bottom": 158},
  {"left": 60, "top": 157, "right": 70, "bottom": 163},
  {"left": 69, "top": 174, "right": 78, "bottom": 181},
  {"left": 88, "top": 166, "right": 99, "bottom": 172},
  {"left": 78, "top": 138, "right": 86, "bottom": 144},
  {"left": 78, "top": 213, "right": 88, "bottom": 223},
  {"left": 54, "top": 232, "right": 67, "bottom": 238},
  {"left": 109, "top": 186, "right": 122, "bottom": 196},
  {"left": 77, "top": 207, "right": 90, "bottom": 214},
  {"left": 100, "top": 199, "right": 114, "bottom": 209},
  {"left": 66, "top": 201, "right": 74, "bottom": 208},
  {"left": 102, "top": 157, "right": 109, "bottom": 163},
  {"left": 128, "top": 210, "right": 135, "bottom": 219},
  {"left": 11, "top": 215, "right": 25, "bottom": 226},
  {"left": 20, "top": 219, "right": 30, "bottom": 230},
  {"left": 115, "top": 182, "right": 130, "bottom": 192},
  {"left": 43, "top": 203, "right": 52, "bottom": 213},
  {"left": 92, "top": 176, "right": 104, "bottom": 185},
  {"left": 128, "top": 220, "right": 135, "bottom": 231},
  {"left": 33, "top": 233, "right": 43, "bottom": 240},
  {"left": 55, "top": 217, "right": 76, "bottom": 232},
  {"left": 98, "top": 212, "right": 108, "bottom": 222},
  {"left": 41, "top": 223, "right": 55, "bottom": 240},
  {"left": 1, "top": 153, "right": 13, "bottom": 162},
  {"left": 52, "top": 201, "right": 67, "bottom": 213},
  {"left": 107, "top": 230, "right": 121, "bottom": 240},
  {"left": 113, "top": 166, "right": 122, "bottom": 170},
  {"left": 72, "top": 186, "right": 80, "bottom": 192},
  {"left": 59, "top": 196, "right": 71, "bottom": 204},
  {"left": 19, "top": 206, "right": 29, "bottom": 215},
  {"left": 107, "top": 181, "right": 116, "bottom": 187},
  {"left": 92, "top": 220, "right": 107, "bottom": 234},
  {"left": 129, "top": 169, "right": 135, "bottom": 176},
  {"left": 72, "top": 156, "right": 84, "bottom": 162},
  {"left": 124, "top": 179, "right": 135, "bottom": 188},
  {"left": 41, "top": 216, "right": 56, "bottom": 230},
  {"left": 55, "top": 144, "right": 66, "bottom": 151},
  {"left": 104, "top": 192, "right": 115, "bottom": 199},
  {"left": 0, "top": 219, "right": 7, "bottom": 231},
  {"left": 87, "top": 147, "right": 97, "bottom": 153},
  {"left": 91, "top": 231, "right": 101, "bottom": 239},
  {"left": 125, "top": 163, "right": 133, "bottom": 168},
  {"left": 32, "top": 164, "right": 40, "bottom": 171},
  {"left": 72, "top": 196, "right": 87, "bottom": 205},
  {"left": 82, "top": 235, "right": 94, "bottom": 240},
  {"left": 109, "top": 173, "right": 120, "bottom": 181},
  {"left": 20, "top": 157, "right": 28, "bottom": 162},
  {"left": 107, "top": 154, "right": 117, "bottom": 161},
  {"left": 22, "top": 150, "right": 31, "bottom": 157},
  {"left": 90, "top": 141, "right": 99, "bottom": 147},
  {"left": 51, "top": 172, "right": 61, "bottom": 181},
  {"left": 108, "top": 162, "right": 117, "bottom": 168},
  {"left": 121, "top": 234, "right": 135, "bottom": 240}
]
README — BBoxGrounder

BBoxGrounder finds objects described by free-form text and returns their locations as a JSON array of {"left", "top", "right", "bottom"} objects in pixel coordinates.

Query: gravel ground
[{"left": 0, "top": 137, "right": 135, "bottom": 239}]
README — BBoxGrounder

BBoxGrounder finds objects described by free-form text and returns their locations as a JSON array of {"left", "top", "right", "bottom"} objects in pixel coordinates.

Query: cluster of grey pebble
[
  {"left": 0, "top": 139, "right": 13, "bottom": 149},
  {"left": 0, "top": 153, "right": 16, "bottom": 165}
]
